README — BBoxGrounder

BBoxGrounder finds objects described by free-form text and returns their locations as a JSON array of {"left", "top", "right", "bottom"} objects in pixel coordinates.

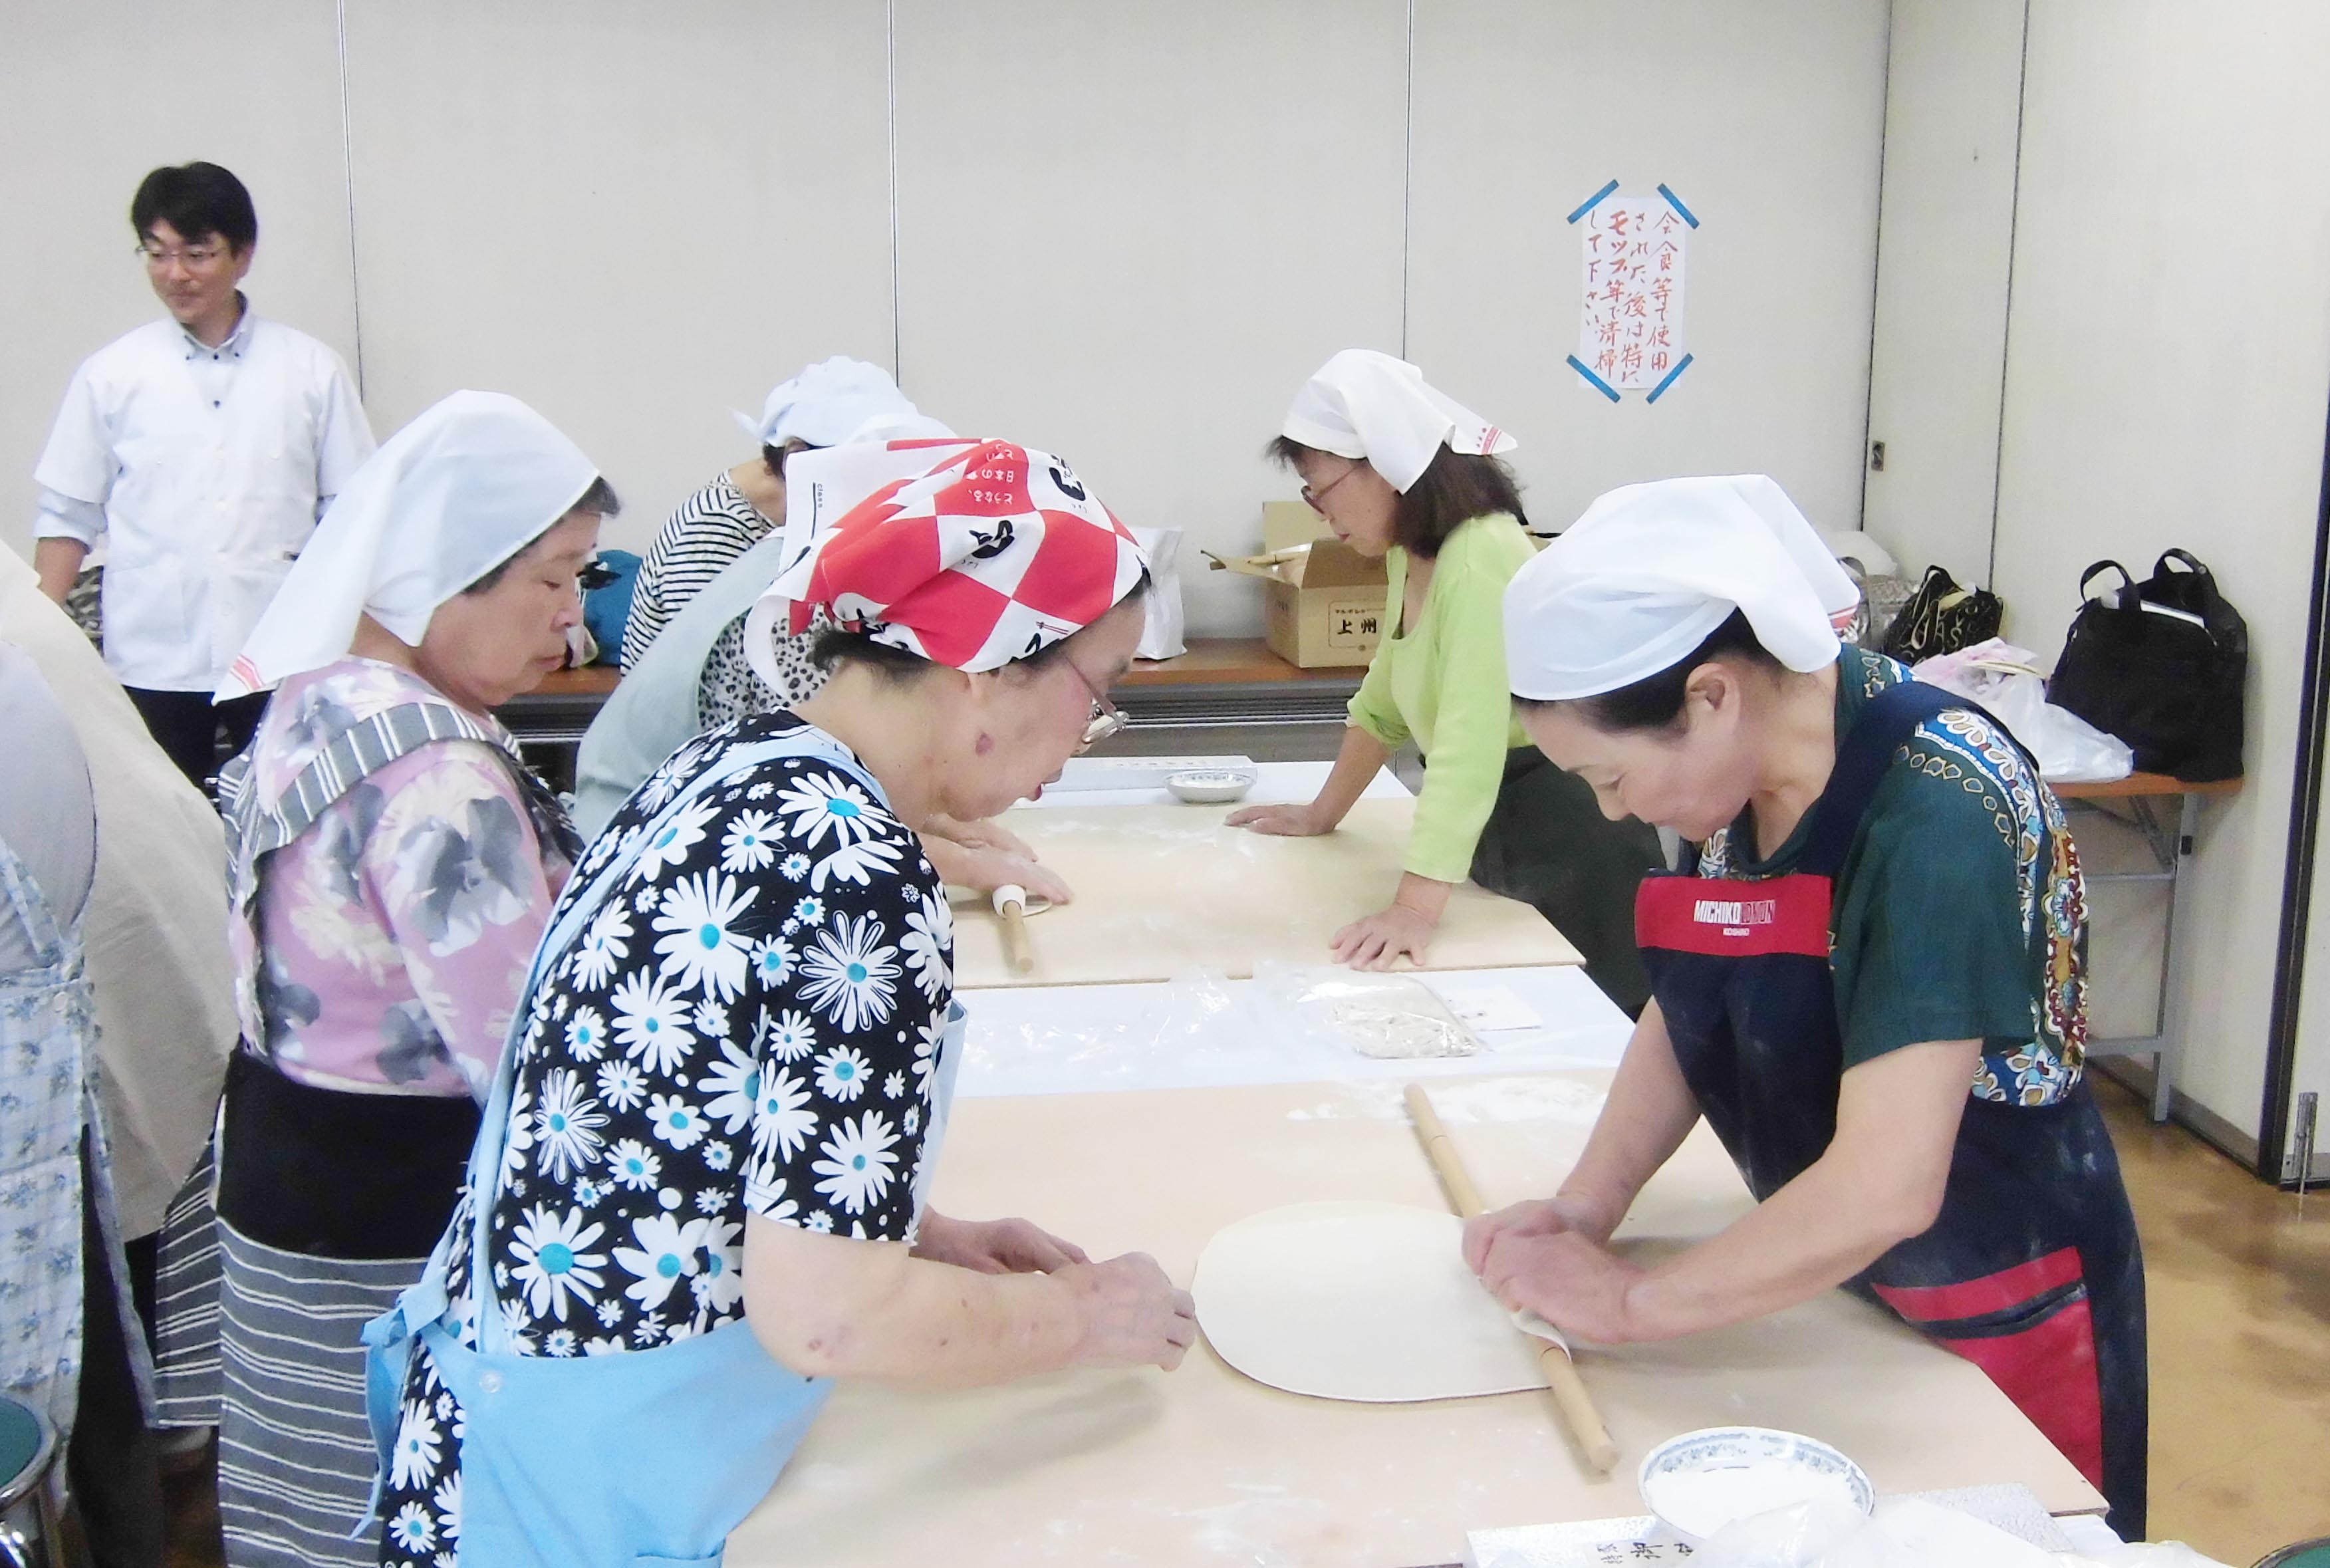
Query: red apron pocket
[{"left": 1875, "top": 1251, "right": 2107, "bottom": 1490}]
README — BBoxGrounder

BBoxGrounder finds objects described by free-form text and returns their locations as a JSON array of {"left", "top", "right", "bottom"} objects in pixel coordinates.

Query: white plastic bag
[
  {"left": 1131, "top": 526, "right": 1188, "bottom": 659},
  {"left": 1913, "top": 638, "right": 2135, "bottom": 783}
]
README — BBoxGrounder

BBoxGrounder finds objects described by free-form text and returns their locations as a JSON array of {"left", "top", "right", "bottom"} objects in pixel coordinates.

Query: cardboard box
[{"left": 1213, "top": 501, "right": 1390, "bottom": 669}]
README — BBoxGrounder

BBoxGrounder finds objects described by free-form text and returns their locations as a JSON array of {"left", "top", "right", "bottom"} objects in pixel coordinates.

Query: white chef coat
[{"left": 32, "top": 302, "right": 374, "bottom": 691}]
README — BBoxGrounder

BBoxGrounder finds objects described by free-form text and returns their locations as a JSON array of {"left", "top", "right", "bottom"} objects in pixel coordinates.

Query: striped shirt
[{"left": 618, "top": 471, "right": 775, "bottom": 670}]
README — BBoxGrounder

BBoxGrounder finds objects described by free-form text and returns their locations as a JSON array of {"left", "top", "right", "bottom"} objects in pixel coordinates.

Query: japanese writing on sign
[{"left": 1579, "top": 198, "right": 1688, "bottom": 390}]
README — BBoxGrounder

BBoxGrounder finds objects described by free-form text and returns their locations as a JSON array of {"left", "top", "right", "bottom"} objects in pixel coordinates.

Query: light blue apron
[
  {"left": 362, "top": 727, "right": 965, "bottom": 1567},
  {"left": 571, "top": 529, "right": 791, "bottom": 839},
  {"left": 0, "top": 836, "right": 151, "bottom": 1443}
]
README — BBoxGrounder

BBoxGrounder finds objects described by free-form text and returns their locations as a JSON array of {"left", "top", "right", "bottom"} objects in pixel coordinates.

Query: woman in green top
[{"left": 1230, "top": 350, "right": 1662, "bottom": 1007}]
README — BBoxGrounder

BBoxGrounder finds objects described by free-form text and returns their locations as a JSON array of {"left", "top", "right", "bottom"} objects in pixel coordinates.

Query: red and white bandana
[{"left": 753, "top": 438, "right": 1150, "bottom": 674}]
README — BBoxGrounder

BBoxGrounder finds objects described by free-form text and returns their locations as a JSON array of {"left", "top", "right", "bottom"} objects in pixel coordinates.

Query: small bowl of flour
[{"left": 1637, "top": 1426, "right": 1874, "bottom": 1545}]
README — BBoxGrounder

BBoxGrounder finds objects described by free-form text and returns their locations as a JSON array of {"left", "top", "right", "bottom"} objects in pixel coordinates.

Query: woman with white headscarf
[
  {"left": 619, "top": 356, "right": 921, "bottom": 678},
  {"left": 201, "top": 391, "right": 614, "bottom": 1565},
  {"left": 571, "top": 382, "right": 1065, "bottom": 904},
  {"left": 364, "top": 436, "right": 1194, "bottom": 1567},
  {"left": 1231, "top": 349, "right": 1664, "bottom": 1007},
  {"left": 1468, "top": 475, "right": 2147, "bottom": 1538}
]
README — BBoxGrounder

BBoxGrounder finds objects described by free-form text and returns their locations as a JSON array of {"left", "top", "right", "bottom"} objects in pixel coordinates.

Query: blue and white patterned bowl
[{"left": 1637, "top": 1426, "right": 1875, "bottom": 1545}]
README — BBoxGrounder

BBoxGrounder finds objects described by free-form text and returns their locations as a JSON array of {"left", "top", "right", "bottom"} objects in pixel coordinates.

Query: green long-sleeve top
[{"left": 1345, "top": 511, "right": 1535, "bottom": 883}]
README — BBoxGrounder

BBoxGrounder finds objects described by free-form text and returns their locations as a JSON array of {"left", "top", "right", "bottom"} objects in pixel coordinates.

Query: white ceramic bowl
[
  {"left": 1166, "top": 767, "right": 1258, "bottom": 805},
  {"left": 1637, "top": 1426, "right": 1875, "bottom": 1545}
]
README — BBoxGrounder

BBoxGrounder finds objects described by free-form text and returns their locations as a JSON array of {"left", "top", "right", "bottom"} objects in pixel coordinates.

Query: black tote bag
[{"left": 2046, "top": 550, "right": 2248, "bottom": 781}]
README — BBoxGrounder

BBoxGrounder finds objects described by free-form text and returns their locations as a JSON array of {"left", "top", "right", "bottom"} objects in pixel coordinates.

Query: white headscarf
[
  {"left": 1281, "top": 348, "right": 1518, "bottom": 492},
  {"left": 220, "top": 390, "right": 599, "bottom": 698},
  {"left": 734, "top": 356, "right": 924, "bottom": 449},
  {"left": 1503, "top": 475, "right": 1849, "bottom": 701}
]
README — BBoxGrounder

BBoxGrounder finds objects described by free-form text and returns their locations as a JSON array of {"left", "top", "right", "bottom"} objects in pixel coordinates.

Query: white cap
[
  {"left": 735, "top": 356, "right": 925, "bottom": 449},
  {"left": 1280, "top": 348, "right": 1517, "bottom": 493},
  {"left": 1503, "top": 475, "right": 1848, "bottom": 701}
]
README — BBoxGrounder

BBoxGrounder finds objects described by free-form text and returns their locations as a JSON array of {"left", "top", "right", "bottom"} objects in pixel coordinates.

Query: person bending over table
[
  {"left": 367, "top": 436, "right": 1194, "bottom": 1568},
  {"left": 1466, "top": 475, "right": 2147, "bottom": 1537},
  {"left": 1231, "top": 350, "right": 1664, "bottom": 1007},
  {"left": 576, "top": 368, "right": 1063, "bottom": 903},
  {"left": 191, "top": 392, "right": 612, "bottom": 1566}
]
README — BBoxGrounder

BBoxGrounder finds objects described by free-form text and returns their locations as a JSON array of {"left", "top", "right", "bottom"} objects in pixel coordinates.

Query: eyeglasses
[
  {"left": 1300, "top": 461, "right": 1365, "bottom": 514},
  {"left": 137, "top": 242, "right": 227, "bottom": 269},
  {"left": 1067, "top": 658, "right": 1129, "bottom": 747}
]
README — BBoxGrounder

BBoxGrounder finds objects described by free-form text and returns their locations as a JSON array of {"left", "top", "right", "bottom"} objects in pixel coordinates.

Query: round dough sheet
[{"left": 1193, "top": 1200, "right": 1551, "bottom": 1402}]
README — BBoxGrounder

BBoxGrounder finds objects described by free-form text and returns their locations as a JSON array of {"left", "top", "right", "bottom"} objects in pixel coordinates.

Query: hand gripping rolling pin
[{"left": 1403, "top": 1082, "right": 1620, "bottom": 1474}]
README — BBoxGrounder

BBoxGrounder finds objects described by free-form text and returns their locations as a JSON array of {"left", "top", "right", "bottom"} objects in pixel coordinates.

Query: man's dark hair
[
  {"left": 130, "top": 162, "right": 258, "bottom": 252},
  {"left": 1265, "top": 438, "right": 1530, "bottom": 559}
]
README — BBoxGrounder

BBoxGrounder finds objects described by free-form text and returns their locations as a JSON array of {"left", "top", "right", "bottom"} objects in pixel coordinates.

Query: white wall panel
[
  {"left": 1861, "top": 0, "right": 2028, "bottom": 587},
  {"left": 890, "top": 0, "right": 1409, "bottom": 637},
  {"left": 1993, "top": 0, "right": 2330, "bottom": 1138},
  {"left": 2, "top": 0, "right": 356, "bottom": 556},
  {"left": 1405, "top": 0, "right": 1890, "bottom": 542},
  {"left": 339, "top": 1, "right": 894, "bottom": 554}
]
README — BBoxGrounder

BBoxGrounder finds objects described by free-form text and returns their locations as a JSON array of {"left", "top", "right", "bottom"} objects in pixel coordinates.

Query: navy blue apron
[{"left": 1636, "top": 679, "right": 2148, "bottom": 1539}]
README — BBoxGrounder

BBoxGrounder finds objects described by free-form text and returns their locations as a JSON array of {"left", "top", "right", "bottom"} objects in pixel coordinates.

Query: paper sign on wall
[
  {"left": 1566, "top": 181, "right": 1696, "bottom": 403},
  {"left": 1581, "top": 198, "right": 1686, "bottom": 388}
]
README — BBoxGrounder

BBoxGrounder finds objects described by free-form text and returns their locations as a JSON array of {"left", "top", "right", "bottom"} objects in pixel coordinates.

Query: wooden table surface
[
  {"left": 730, "top": 1073, "right": 2102, "bottom": 1567},
  {"left": 951, "top": 798, "right": 1580, "bottom": 988}
]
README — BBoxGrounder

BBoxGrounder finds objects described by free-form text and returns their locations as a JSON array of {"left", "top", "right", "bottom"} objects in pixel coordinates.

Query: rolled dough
[{"left": 1192, "top": 1200, "right": 1559, "bottom": 1402}]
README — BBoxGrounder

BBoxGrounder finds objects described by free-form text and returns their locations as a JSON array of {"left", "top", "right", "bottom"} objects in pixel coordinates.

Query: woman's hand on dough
[
  {"left": 955, "top": 847, "right": 1073, "bottom": 906},
  {"left": 942, "top": 817, "right": 1035, "bottom": 860},
  {"left": 1059, "top": 1253, "right": 1199, "bottom": 1371},
  {"left": 1226, "top": 801, "right": 1331, "bottom": 837},
  {"left": 1331, "top": 902, "right": 1436, "bottom": 970},
  {"left": 1476, "top": 1228, "right": 1647, "bottom": 1346},
  {"left": 912, "top": 1212, "right": 1089, "bottom": 1275}
]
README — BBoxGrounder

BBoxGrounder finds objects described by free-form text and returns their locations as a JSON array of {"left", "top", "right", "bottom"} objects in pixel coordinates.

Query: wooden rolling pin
[
  {"left": 1403, "top": 1082, "right": 1620, "bottom": 1475},
  {"left": 992, "top": 884, "right": 1036, "bottom": 975}
]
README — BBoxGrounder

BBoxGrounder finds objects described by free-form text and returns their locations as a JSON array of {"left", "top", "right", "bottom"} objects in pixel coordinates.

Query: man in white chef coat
[{"left": 31, "top": 161, "right": 374, "bottom": 789}]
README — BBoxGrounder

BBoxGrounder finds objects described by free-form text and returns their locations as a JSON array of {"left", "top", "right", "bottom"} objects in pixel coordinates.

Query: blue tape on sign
[
  {"left": 1566, "top": 355, "right": 1622, "bottom": 402},
  {"left": 1645, "top": 352, "right": 1696, "bottom": 404},
  {"left": 1566, "top": 179, "right": 1620, "bottom": 224},
  {"left": 1656, "top": 183, "right": 1700, "bottom": 228}
]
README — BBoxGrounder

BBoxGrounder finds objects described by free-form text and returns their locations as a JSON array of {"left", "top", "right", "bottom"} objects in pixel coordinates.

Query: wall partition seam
[
  {"left": 1399, "top": 0, "right": 1415, "bottom": 359},
  {"left": 2258, "top": 390, "right": 2330, "bottom": 1184},
  {"left": 335, "top": 0, "right": 366, "bottom": 398},
  {"left": 1984, "top": 0, "right": 2033, "bottom": 588},
  {"left": 888, "top": 0, "right": 902, "bottom": 386},
  {"left": 1855, "top": 0, "right": 1897, "bottom": 533}
]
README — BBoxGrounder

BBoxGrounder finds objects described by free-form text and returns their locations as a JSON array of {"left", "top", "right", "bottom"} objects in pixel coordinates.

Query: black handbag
[
  {"left": 2046, "top": 550, "right": 2248, "bottom": 781},
  {"left": 1878, "top": 565, "right": 2004, "bottom": 663}
]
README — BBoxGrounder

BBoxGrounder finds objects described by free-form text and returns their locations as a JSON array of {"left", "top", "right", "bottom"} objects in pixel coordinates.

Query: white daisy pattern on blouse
[
  {"left": 812, "top": 1111, "right": 902, "bottom": 1216},
  {"left": 507, "top": 1204, "right": 606, "bottom": 1320},
  {"left": 900, "top": 888, "right": 954, "bottom": 1003},
  {"left": 571, "top": 903, "right": 634, "bottom": 989},
  {"left": 651, "top": 869, "right": 759, "bottom": 1001},
  {"left": 775, "top": 771, "right": 888, "bottom": 850},
  {"left": 720, "top": 809, "right": 780, "bottom": 872},
  {"left": 609, "top": 970, "right": 696, "bottom": 1075},
  {"left": 628, "top": 795, "right": 719, "bottom": 883},
  {"left": 375, "top": 718, "right": 952, "bottom": 1559},
  {"left": 532, "top": 1069, "right": 608, "bottom": 1181},
  {"left": 800, "top": 914, "right": 900, "bottom": 1033}
]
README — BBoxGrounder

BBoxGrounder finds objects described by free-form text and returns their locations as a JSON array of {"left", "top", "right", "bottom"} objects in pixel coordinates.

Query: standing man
[{"left": 31, "top": 161, "right": 374, "bottom": 788}]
